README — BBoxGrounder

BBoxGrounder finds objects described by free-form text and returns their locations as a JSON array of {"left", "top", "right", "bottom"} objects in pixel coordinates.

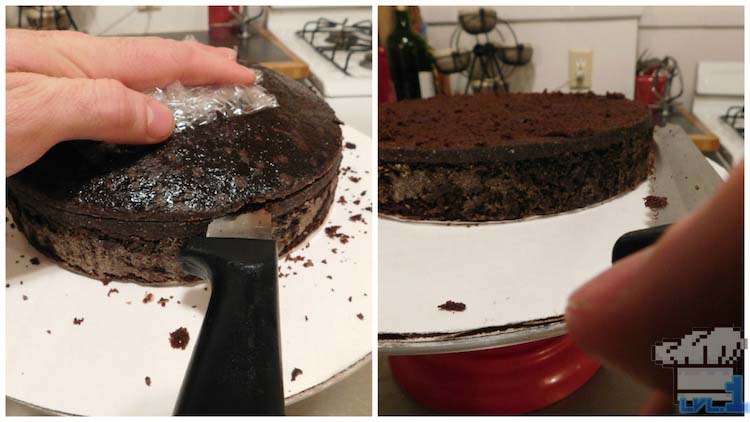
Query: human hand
[
  {"left": 6, "top": 29, "right": 255, "bottom": 176},
  {"left": 566, "top": 163, "right": 743, "bottom": 414}
]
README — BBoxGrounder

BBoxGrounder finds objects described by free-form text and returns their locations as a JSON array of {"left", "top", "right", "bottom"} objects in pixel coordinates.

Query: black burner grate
[
  {"left": 720, "top": 106, "right": 744, "bottom": 137},
  {"left": 296, "top": 18, "right": 372, "bottom": 75}
]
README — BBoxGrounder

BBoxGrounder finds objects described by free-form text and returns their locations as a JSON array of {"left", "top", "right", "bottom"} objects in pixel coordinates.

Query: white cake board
[
  {"left": 380, "top": 149, "right": 728, "bottom": 356},
  {"left": 6, "top": 125, "right": 373, "bottom": 416}
]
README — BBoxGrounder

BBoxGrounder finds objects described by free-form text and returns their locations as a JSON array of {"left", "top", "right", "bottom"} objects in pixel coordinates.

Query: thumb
[{"left": 58, "top": 76, "right": 175, "bottom": 143}]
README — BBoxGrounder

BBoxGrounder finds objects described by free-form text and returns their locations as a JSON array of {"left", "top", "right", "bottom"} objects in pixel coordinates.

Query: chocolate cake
[
  {"left": 7, "top": 68, "right": 343, "bottom": 284},
  {"left": 379, "top": 92, "right": 653, "bottom": 221}
]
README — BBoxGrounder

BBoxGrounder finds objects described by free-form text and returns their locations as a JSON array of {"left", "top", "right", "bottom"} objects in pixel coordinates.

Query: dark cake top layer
[
  {"left": 379, "top": 92, "right": 652, "bottom": 163},
  {"left": 8, "top": 68, "right": 343, "bottom": 222}
]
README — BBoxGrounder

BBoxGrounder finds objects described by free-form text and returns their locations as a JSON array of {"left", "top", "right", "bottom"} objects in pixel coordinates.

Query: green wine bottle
[{"left": 386, "top": 6, "right": 435, "bottom": 100}]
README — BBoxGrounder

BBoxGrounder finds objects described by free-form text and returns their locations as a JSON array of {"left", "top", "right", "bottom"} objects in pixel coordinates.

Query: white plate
[
  {"left": 379, "top": 181, "right": 655, "bottom": 354},
  {"left": 6, "top": 125, "right": 373, "bottom": 416}
]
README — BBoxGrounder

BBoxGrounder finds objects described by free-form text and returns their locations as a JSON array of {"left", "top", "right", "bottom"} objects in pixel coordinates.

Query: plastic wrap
[{"left": 146, "top": 70, "right": 279, "bottom": 133}]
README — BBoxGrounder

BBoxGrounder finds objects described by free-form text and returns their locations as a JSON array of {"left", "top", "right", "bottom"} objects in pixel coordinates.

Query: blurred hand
[
  {"left": 566, "top": 163, "right": 743, "bottom": 415},
  {"left": 6, "top": 29, "right": 255, "bottom": 176}
]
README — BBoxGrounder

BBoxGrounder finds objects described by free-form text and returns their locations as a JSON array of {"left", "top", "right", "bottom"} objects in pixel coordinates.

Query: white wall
[
  {"left": 421, "top": 7, "right": 640, "bottom": 97},
  {"left": 419, "top": 5, "right": 743, "bottom": 104}
]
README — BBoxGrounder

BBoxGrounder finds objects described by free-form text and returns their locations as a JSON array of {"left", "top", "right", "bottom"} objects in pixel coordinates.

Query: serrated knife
[
  {"left": 172, "top": 209, "right": 285, "bottom": 415},
  {"left": 612, "top": 124, "right": 724, "bottom": 262}
]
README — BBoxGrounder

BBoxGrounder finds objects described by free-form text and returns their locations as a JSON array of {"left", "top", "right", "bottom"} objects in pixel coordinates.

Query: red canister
[{"left": 388, "top": 335, "right": 600, "bottom": 414}]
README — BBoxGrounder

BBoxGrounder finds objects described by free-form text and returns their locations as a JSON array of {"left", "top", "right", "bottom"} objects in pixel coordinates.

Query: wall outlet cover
[{"left": 569, "top": 49, "right": 593, "bottom": 90}]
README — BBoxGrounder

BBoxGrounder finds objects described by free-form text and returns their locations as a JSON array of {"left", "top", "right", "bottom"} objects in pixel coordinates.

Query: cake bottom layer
[
  {"left": 378, "top": 137, "right": 653, "bottom": 221},
  {"left": 8, "top": 178, "right": 337, "bottom": 285}
]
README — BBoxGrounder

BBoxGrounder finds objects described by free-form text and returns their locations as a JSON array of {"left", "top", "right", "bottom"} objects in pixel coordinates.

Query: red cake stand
[{"left": 387, "top": 334, "right": 600, "bottom": 414}]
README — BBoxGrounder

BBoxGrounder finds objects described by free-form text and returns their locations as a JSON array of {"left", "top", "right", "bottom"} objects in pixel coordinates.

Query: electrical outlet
[
  {"left": 137, "top": 6, "right": 161, "bottom": 12},
  {"left": 569, "top": 49, "right": 592, "bottom": 90}
]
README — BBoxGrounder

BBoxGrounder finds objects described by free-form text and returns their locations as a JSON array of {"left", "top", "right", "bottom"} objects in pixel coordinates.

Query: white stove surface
[
  {"left": 691, "top": 61, "right": 744, "bottom": 169},
  {"left": 692, "top": 97, "right": 744, "bottom": 166},
  {"left": 268, "top": 7, "right": 371, "bottom": 98}
]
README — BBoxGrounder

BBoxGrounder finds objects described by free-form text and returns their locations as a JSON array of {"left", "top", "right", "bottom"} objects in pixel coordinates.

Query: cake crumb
[
  {"left": 644, "top": 195, "right": 668, "bottom": 210},
  {"left": 158, "top": 297, "right": 169, "bottom": 307},
  {"left": 29, "top": 257, "right": 40, "bottom": 265},
  {"left": 143, "top": 293, "right": 154, "bottom": 304},
  {"left": 73, "top": 317, "right": 84, "bottom": 325},
  {"left": 145, "top": 376, "right": 151, "bottom": 386},
  {"left": 22, "top": 295, "right": 28, "bottom": 301},
  {"left": 169, "top": 327, "right": 190, "bottom": 350},
  {"left": 46, "top": 330, "right": 51, "bottom": 334},
  {"left": 349, "top": 214, "right": 363, "bottom": 222},
  {"left": 107, "top": 288, "right": 119, "bottom": 297},
  {"left": 349, "top": 176, "right": 361, "bottom": 183},
  {"left": 303, "top": 260, "right": 314, "bottom": 268},
  {"left": 325, "top": 225, "right": 341, "bottom": 238},
  {"left": 438, "top": 300, "right": 466, "bottom": 312},
  {"left": 356, "top": 313, "right": 364, "bottom": 320},
  {"left": 337, "top": 196, "right": 347, "bottom": 205},
  {"left": 291, "top": 368, "right": 303, "bottom": 381},
  {"left": 304, "top": 315, "right": 309, "bottom": 321},
  {"left": 344, "top": 142, "right": 357, "bottom": 149},
  {"left": 348, "top": 296, "right": 352, "bottom": 302}
]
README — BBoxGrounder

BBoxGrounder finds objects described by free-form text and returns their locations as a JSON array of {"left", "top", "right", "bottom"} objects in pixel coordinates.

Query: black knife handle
[
  {"left": 612, "top": 224, "right": 670, "bottom": 263},
  {"left": 173, "top": 237, "right": 284, "bottom": 416}
]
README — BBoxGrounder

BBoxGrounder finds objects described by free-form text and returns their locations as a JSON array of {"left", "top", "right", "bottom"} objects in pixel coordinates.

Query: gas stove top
[
  {"left": 268, "top": 8, "right": 371, "bottom": 98},
  {"left": 295, "top": 18, "right": 372, "bottom": 76},
  {"left": 692, "top": 61, "right": 744, "bottom": 171}
]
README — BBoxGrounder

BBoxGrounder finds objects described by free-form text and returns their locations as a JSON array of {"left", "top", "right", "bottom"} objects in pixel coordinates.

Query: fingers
[
  {"left": 7, "top": 73, "right": 174, "bottom": 176},
  {"left": 565, "top": 164, "right": 743, "bottom": 392},
  {"left": 60, "top": 76, "right": 175, "bottom": 143},
  {"left": 7, "top": 29, "right": 253, "bottom": 90}
]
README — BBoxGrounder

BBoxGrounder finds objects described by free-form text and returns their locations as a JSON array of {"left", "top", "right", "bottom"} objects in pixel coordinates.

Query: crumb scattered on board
[
  {"left": 73, "top": 317, "right": 85, "bottom": 325},
  {"left": 169, "top": 327, "right": 190, "bottom": 350},
  {"left": 438, "top": 300, "right": 467, "bottom": 312},
  {"left": 291, "top": 368, "right": 303, "bottom": 381},
  {"left": 644, "top": 195, "right": 668, "bottom": 210},
  {"left": 143, "top": 292, "right": 154, "bottom": 304},
  {"left": 145, "top": 376, "right": 151, "bottom": 386}
]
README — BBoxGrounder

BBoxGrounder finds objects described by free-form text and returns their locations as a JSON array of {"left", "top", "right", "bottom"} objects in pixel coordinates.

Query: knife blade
[
  {"left": 612, "top": 124, "right": 723, "bottom": 262},
  {"left": 173, "top": 209, "right": 285, "bottom": 416}
]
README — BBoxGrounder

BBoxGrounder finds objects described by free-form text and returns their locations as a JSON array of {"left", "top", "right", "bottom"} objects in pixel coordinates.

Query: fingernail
[
  {"left": 567, "top": 247, "right": 653, "bottom": 314},
  {"left": 146, "top": 101, "right": 174, "bottom": 141}
]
